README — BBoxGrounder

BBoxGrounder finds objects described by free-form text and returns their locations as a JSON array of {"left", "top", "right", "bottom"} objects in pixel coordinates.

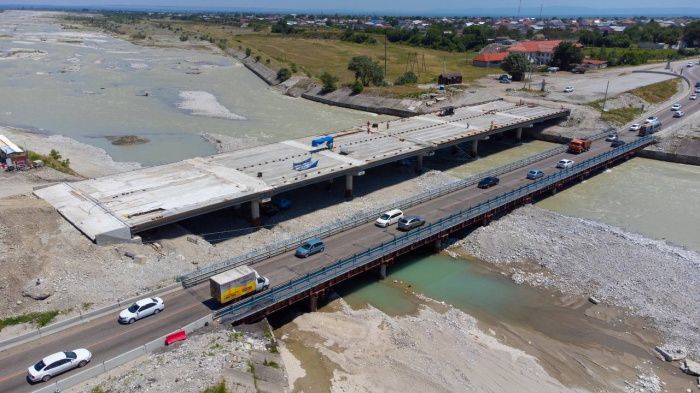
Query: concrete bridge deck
[{"left": 35, "top": 99, "right": 568, "bottom": 244}]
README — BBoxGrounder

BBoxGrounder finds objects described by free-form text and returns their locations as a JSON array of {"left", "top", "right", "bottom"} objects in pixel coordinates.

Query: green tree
[
  {"left": 350, "top": 79, "right": 364, "bottom": 94},
  {"left": 551, "top": 42, "right": 584, "bottom": 70},
  {"left": 347, "top": 56, "right": 384, "bottom": 86},
  {"left": 277, "top": 68, "right": 291, "bottom": 82},
  {"left": 684, "top": 21, "right": 700, "bottom": 48},
  {"left": 319, "top": 72, "right": 339, "bottom": 93},
  {"left": 245, "top": 47, "right": 252, "bottom": 57},
  {"left": 501, "top": 52, "right": 529, "bottom": 81},
  {"left": 49, "top": 149, "right": 62, "bottom": 160}
]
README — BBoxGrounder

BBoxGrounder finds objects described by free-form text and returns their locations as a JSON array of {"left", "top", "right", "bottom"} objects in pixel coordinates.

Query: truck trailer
[
  {"left": 209, "top": 266, "right": 270, "bottom": 304},
  {"left": 567, "top": 139, "right": 592, "bottom": 154}
]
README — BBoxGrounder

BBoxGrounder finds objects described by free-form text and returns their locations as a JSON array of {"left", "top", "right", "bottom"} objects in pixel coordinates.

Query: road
[{"left": 1, "top": 67, "right": 699, "bottom": 393}]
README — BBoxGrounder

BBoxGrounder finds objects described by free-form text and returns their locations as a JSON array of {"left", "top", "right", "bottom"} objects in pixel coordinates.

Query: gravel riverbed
[{"left": 456, "top": 205, "right": 700, "bottom": 358}]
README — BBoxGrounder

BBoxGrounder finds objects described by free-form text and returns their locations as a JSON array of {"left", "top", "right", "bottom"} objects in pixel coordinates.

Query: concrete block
[
  {"left": 681, "top": 359, "right": 700, "bottom": 376},
  {"left": 655, "top": 346, "right": 687, "bottom": 362},
  {"left": 222, "top": 368, "right": 256, "bottom": 391}
]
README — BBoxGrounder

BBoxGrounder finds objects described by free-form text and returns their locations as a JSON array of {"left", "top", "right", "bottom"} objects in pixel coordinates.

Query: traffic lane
[{"left": 0, "top": 287, "right": 210, "bottom": 393}]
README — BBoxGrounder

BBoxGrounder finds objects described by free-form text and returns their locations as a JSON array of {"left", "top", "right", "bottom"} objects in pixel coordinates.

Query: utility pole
[
  {"left": 384, "top": 30, "right": 387, "bottom": 80},
  {"left": 601, "top": 80, "right": 610, "bottom": 114}
]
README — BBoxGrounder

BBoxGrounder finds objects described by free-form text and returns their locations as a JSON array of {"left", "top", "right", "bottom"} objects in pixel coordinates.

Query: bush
[
  {"left": 245, "top": 47, "right": 251, "bottom": 57},
  {"left": 394, "top": 71, "right": 418, "bottom": 85},
  {"left": 319, "top": 72, "right": 339, "bottom": 93},
  {"left": 179, "top": 34, "right": 188, "bottom": 42},
  {"left": 350, "top": 80, "right": 364, "bottom": 94},
  {"left": 277, "top": 68, "right": 291, "bottom": 82},
  {"left": 290, "top": 63, "right": 298, "bottom": 73},
  {"left": 254, "top": 55, "right": 261, "bottom": 62}
]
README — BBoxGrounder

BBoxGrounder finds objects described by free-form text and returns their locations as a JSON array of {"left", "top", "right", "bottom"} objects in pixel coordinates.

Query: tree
[
  {"left": 245, "top": 47, "right": 252, "bottom": 57},
  {"left": 319, "top": 72, "right": 338, "bottom": 93},
  {"left": 277, "top": 68, "right": 291, "bottom": 82},
  {"left": 347, "top": 56, "right": 384, "bottom": 86},
  {"left": 394, "top": 71, "right": 418, "bottom": 85},
  {"left": 551, "top": 42, "right": 584, "bottom": 70},
  {"left": 501, "top": 52, "right": 529, "bottom": 81},
  {"left": 350, "top": 80, "right": 364, "bottom": 94},
  {"left": 684, "top": 21, "right": 700, "bottom": 48}
]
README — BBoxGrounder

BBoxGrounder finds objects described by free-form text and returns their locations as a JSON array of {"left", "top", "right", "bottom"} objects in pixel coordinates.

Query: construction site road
[{"left": 1, "top": 69, "right": 699, "bottom": 393}]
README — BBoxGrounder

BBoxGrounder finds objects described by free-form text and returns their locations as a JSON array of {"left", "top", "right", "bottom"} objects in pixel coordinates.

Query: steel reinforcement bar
[{"left": 215, "top": 135, "right": 653, "bottom": 323}]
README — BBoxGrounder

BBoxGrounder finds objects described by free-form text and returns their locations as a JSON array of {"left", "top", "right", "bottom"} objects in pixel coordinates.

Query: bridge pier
[
  {"left": 345, "top": 174, "right": 354, "bottom": 199},
  {"left": 433, "top": 238, "right": 442, "bottom": 252},
  {"left": 378, "top": 263, "right": 387, "bottom": 279},
  {"left": 250, "top": 199, "right": 261, "bottom": 227},
  {"left": 309, "top": 293, "right": 319, "bottom": 312},
  {"left": 415, "top": 155, "right": 424, "bottom": 174},
  {"left": 515, "top": 127, "right": 523, "bottom": 144},
  {"left": 470, "top": 139, "right": 479, "bottom": 158}
]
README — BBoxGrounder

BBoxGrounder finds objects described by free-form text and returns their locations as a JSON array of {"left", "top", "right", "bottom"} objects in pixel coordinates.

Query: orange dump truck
[{"left": 568, "top": 139, "right": 592, "bottom": 154}]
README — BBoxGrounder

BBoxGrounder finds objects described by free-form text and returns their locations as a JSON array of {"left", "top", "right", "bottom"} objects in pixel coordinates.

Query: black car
[
  {"left": 611, "top": 139, "right": 626, "bottom": 148},
  {"left": 478, "top": 176, "right": 500, "bottom": 189}
]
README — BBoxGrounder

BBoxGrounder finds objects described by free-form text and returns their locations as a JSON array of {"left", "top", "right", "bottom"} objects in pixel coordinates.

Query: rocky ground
[
  {"left": 456, "top": 204, "right": 700, "bottom": 359},
  {"left": 75, "top": 321, "right": 288, "bottom": 393}
]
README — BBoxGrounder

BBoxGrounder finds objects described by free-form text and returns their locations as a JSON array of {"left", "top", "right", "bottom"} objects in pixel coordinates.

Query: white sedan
[
  {"left": 671, "top": 103, "right": 682, "bottom": 111},
  {"left": 629, "top": 123, "right": 641, "bottom": 131},
  {"left": 564, "top": 86, "right": 574, "bottom": 93},
  {"left": 690, "top": 94, "right": 697, "bottom": 100},
  {"left": 119, "top": 297, "right": 165, "bottom": 324},
  {"left": 556, "top": 159, "right": 574, "bottom": 169},
  {"left": 28, "top": 349, "right": 92, "bottom": 383}
]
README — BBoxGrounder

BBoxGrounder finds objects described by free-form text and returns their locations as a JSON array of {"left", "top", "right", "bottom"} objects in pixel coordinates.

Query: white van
[{"left": 375, "top": 209, "right": 404, "bottom": 228}]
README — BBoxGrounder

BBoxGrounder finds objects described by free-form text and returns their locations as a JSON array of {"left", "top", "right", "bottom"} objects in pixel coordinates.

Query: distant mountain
[{"left": 1, "top": 3, "right": 699, "bottom": 18}]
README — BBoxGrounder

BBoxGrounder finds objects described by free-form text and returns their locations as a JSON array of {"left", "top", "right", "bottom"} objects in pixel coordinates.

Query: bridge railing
[
  {"left": 215, "top": 135, "right": 653, "bottom": 321},
  {"left": 180, "top": 127, "right": 615, "bottom": 287}
]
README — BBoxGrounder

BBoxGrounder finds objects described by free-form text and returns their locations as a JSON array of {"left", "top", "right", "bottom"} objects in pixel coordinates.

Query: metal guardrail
[
  {"left": 216, "top": 135, "right": 654, "bottom": 322},
  {"left": 181, "top": 127, "right": 614, "bottom": 287}
]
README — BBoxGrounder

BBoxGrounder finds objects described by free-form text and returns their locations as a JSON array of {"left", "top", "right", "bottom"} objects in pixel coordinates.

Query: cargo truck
[
  {"left": 567, "top": 139, "right": 592, "bottom": 154},
  {"left": 209, "top": 266, "right": 270, "bottom": 304}
]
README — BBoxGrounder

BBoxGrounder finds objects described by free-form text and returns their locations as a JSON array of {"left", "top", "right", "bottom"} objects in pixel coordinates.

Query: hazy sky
[{"left": 1, "top": 0, "right": 698, "bottom": 15}]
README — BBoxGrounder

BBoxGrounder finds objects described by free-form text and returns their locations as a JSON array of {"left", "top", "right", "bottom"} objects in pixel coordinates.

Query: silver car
[{"left": 398, "top": 216, "right": 426, "bottom": 231}]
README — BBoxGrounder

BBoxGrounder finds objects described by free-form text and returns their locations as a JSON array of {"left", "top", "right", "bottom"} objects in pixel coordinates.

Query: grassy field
[{"left": 629, "top": 78, "right": 680, "bottom": 104}]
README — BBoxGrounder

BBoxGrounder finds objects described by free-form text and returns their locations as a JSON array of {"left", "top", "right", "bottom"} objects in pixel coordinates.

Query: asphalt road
[{"left": 1, "top": 67, "right": 699, "bottom": 393}]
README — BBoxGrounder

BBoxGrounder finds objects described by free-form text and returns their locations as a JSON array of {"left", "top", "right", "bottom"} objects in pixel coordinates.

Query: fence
[
  {"left": 180, "top": 129, "right": 610, "bottom": 287},
  {"left": 31, "top": 314, "right": 213, "bottom": 393},
  {"left": 216, "top": 136, "right": 653, "bottom": 322}
]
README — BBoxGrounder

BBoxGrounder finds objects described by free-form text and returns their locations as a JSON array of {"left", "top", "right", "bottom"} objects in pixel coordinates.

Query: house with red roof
[
  {"left": 507, "top": 40, "right": 563, "bottom": 65},
  {"left": 472, "top": 52, "right": 509, "bottom": 67}
]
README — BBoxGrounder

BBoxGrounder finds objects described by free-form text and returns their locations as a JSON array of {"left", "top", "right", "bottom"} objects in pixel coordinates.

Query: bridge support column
[
  {"left": 515, "top": 127, "right": 523, "bottom": 144},
  {"left": 433, "top": 238, "right": 442, "bottom": 252},
  {"left": 415, "top": 155, "right": 424, "bottom": 174},
  {"left": 345, "top": 174, "right": 354, "bottom": 199},
  {"left": 309, "top": 294, "right": 319, "bottom": 312},
  {"left": 551, "top": 187, "right": 558, "bottom": 196},
  {"left": 250, "top": 199, "right": 261, "bottom": 227},
  {"left": 378, "top": 263, "right": 387, "bottom": 279},
  {"left": 470, "top": 139, "right": 479, "bottom": 158}
]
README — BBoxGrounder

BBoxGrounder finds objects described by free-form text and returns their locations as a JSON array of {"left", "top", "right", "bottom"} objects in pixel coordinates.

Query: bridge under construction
[{"left": 35, "top": 99, "right": 568, "bottom": 244}]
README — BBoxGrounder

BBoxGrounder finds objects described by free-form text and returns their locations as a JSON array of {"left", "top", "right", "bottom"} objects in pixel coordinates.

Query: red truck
[{"left": 568, "top": 139, "right": 592, "bottom": 154}]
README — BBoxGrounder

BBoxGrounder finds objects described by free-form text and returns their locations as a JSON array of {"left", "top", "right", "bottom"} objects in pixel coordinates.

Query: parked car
[
  {"left": 398, "top": 216, "right": 426, "bottom": 231},
  {"left": 696, "top": 87, "right": 700, "bottom": 94},
  {"left": 295, "top": 238, "right": 325, "bottom": 258},
  {"left": 605, "top": 133, "right": 618, "bottom": 142},
  {"left": 688, "top": 62, "right": 695, "bottom": 67},
  {"left": 375, "top": 209, "right": 404, "bottom": 228},
  {"left": 611, "top": 139, "right": 626, "bottom": 148},
  {"left": 629, "top": 123, "right": 641, "bottom": 131},
  {"left": 499, "top": 78, "right": 511, "bottom": 84},
  {"left": 674, "top": 110, "right": 685, "bottom": 118},
  {"left": 27, "top": 349, "right": 92, "bottom": 383},
  {"left": 645, "top": 116, "right": 658, "bottom": 123},
  {"left": 671, "top": 103, "right": 682, "bottom": 111},
  {"left": 119, "top": 297, "right": 165, "bottom": 324},
  {"left": 526, "top": 169, "right": 544, "bottom": 180},
  {"left": 564, "top": 86, "right": 574, "bottom": 93},
  {"left": 556, "top": 159, "right": 574, "bottom": 169},
  {"left": 477, "top": 176, "right": 500, "bottom": 189},
  {"left": 690, "top": 94, "right": 698, "bottom": 100}
]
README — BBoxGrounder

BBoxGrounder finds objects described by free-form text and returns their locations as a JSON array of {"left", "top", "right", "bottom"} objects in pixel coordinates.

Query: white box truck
[{"left": 209, "top": 266, "right": 270, "bottom": 304}]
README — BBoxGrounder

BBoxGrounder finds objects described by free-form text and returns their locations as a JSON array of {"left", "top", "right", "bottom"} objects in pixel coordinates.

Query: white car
[
  {"left": 696, "top": 87, "right": 700, "bottom": 93},
  {"left": 564, "top": 86, "right": 574, "bottom": 93},
  {"left": 688, "top": 62, "right": 695, "bottom": 67},
  {"left": 673, "top": 110, "right": 685, "bottom": 118},
  {"left": 629, "top": 123, "right": 641, "bottom": 131},
  {"left": 671, "top": 103, "right": 682, "bottom": 111},
  {"left": 375, "top": 209, "right": 403, "bottom": 228},
  {"left": 28, "top": 349, "right": 92, "bottom": 383},
  {"left": 605, "top": 133, "right": 618, "bottom": 142},
  {"left": 119, "top": 297, "right": 164, "bottom": 324},
  {"left": 691, "top": 94, "right": 698, "bottom": 100},
  {"left": 556, "top": 159, "right": 574, "bottom": 169},
  {"left": 645, "top": 116, "right": 658, "bottom": 123}
]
